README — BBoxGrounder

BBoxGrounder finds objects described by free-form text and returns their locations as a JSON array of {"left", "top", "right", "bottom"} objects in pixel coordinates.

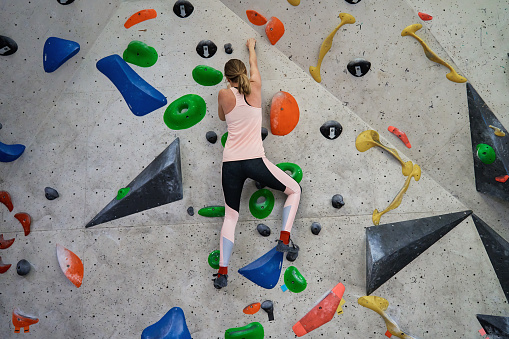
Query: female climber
[{"left": 213, "top": 38, "right": 302, "bottom": 289}]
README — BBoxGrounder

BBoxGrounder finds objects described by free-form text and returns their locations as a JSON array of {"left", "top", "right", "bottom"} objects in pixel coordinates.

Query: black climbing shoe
[
  {"left": 213, "top": 273, "right": 228, "bottom": 289},
  {"left": 276, "top": 239, "right": 299, "bottom": 261}
]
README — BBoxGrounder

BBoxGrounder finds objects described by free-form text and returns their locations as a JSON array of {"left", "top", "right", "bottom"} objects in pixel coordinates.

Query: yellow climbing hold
[
  {"left": 287, "top": 0, "right": 300, "bottom": 5},
  {"left": 489, "top": 125, "right": 506, "bottom": 137},
  {"left": 401, "top": 24, "right": 467, "bottom": 83},
  {"left": 336, "top": 298, "right": 346, "bottom": 315}
]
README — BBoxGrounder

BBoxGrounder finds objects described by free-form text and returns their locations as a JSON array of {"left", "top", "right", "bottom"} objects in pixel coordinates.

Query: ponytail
[
  {"left": 237, "top": 73, "right": 251, "bottom": 95},
  {"left": 224, "top": 59, "right": 251, "bottom": 95}
]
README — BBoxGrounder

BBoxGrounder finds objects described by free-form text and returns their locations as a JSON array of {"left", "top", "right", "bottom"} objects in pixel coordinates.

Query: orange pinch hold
[
  {"left": 388, "top": 126, "right": 412, "bottom": 148},
  {"left": 270, "top": 91, "right": 299, "bottom": 136},
  {"left": 0, "top": 256, "right": 12, "bottom": 273},
  {"left": 57, "top": 244, "right": 84, "bottom": 288},
  {"left": 124, "top": 9, "right": 157, "bottom": 29},
  {"left": 12, "top": 309, "right": 39, "bottom": 333},
  {"left": 246, "top": 10, "right": 267, "bottom": 26},
  {"left": 0, "top": 191, "right": 13, "bottom": 212},
  {"left": 14, "top": 213, "right": 31, "bottom": 236},
  {"left": 243, "top": 302, "right": 261, "bottom": 315},
  {"left": 418, "top": 12, "right": 433, "bottom": 21},
  {"left": 0, "top": 234, "right": 15, "bottom": 249},
  {"left": 265, "top": 17, "right": 285, "bottom": 45},
  {"left": 496, "top": 175, "right": 509, "bottom": 183}
]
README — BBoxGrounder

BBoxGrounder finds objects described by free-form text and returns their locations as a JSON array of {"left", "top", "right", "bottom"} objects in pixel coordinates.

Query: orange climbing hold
[
  {"left": 265, "top": 17, "right": 285, "bottom": 45},
  {"left": 14, "top": 213, "right": 31, "bottom": 236},
  {"left": 124, "top": 9, "right": 157, "bottom": 29},
  {"left": 0, "top": 256, "right": 11, "bottom": 273},
  {"left": 57, "top": 244, "right": 84, "bottom": 288},
  {"left": 0, "top": 191, "right": 13, "bottom": 212},
  {"left": 12, "top": 309, "right": 39, "bottom": 333},
  {"left": 243, "top": 302, "right": 261, "bottom": 315},
  {"left": 388, "top": 126, "right": 411, "bottom": 148},
  {"left": 496, "top": 175, "right": 509, "bottom": 183},
  {"left": 0, "top": 234, "right": 15, "bottom": 249},
  {"left": 246, "top": 10, "right": 267, "bottom": 26},
  {"left": 418, "top": 12, "right": 433, "bottom": 21},
  {"left": 270, "top": 91, "right": 299, "bottom": 136}
]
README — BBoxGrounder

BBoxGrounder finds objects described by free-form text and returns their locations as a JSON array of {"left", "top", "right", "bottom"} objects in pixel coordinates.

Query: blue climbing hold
[
  {"left": 0, "top": 141, "right": 25, "bottom": 162},
  {"left": 238, "top": 246, "right": 283, "bottom": 289},
  {"left": 96, "top": 54, "right": 167, "bottom": 116},
  {"left": 141, "top": 307, "right": 192, "bottom": 339},
  {"left": 43, "top": 37, "right": 80, "bottom": 73}
]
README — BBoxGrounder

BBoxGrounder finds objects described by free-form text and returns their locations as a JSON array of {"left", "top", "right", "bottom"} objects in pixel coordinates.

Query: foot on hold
[
  {"left": 276, "top": 239, "right": 299, "bottom": 261},
  {"left": 213, "top": 273, "right": 228, "bottom": 289}
]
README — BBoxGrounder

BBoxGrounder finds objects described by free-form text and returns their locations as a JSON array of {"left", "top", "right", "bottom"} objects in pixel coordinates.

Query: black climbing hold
[
  {"left": 365, "top": 210, "right": 472, "bottom": 295},
  {"left": 224, "top": 43, "right": 233, "bottom": 54},
  {"left": 0, "top": 36, "right": 18, "bottom": 56},
  {"left": 331, "top": 194, "right": 345, "bottom": 209},
  {"left": 261, "top": 127, "right": 268, "bottom": 141},
  {"left": 86, "top": 138, "right": 183, "bottom": 228},
  {"left": 347, "top": 58, "right": 371, "bottom": 77},
  {"left": 0, "top": 123, "right": 2, "bottom": 129},
  {"left": 320, "top": 121, "right": 342, "bottom": 140},
  {"left": 255, "top": 181, "right": 266, "bottom": 189},
  {"left": 187, "top": 206, "right": 194, "bottom": 216},
  {"left": 173, "top": 0, "right": 194, "bottom": 18},
  {"left": 345, "top": 0, "right": 361, "bottom": 3},
  {"left": 16, "top": 259, "right": 30, "bottom": 276},
  {"left": 196, "top": 40, "right": 217, "bottom": 59},
  {"left": 57, "top": 0, "right": 75, "bottom": 4},
  {"left": 261, "top": 300, "right": 274, "bottom": 321},
  {"left": 206, "top": 131, "right": 217, "bottom": 144},
  {"left": 476, "top": 314, "right": 509, "bottom": 338},
  {"left": 472, "top": 214, "right": 509, "bottom": 303},
  {"left": 311, "top": 222, "right": 321, "bottom": 235},
  {"left": 45, "top": 187, "right": 59, "bottom": 200},
  {"left": 257, "top": 223, "right": 271, "bottom": 237}
]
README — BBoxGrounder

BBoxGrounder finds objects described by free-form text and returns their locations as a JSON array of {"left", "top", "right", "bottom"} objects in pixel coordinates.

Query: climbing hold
[
  {"left": 249, "top": 189, "right": 275, "bottom": 219},
  {"left": 16, "top": 259, "right": 31, "bottom": 276},
  {"left": 284, "top": 266, "right": 307, "bottom": 293},
  {"left": 221, "top": 132, "right": 228, "bottom": 147},
  {"left": 198, "top": 206, "right": 225, "bottom": 217},
  {"left": 320, "top": 120, "right": 342, "bottom": 140},
  {"left": 44, "top": 187, "right": 59, "bottom": 200},
  {"left": 12, "top": 309, "right": 39, "bottom": 333},
  {"left": 0, "top": 141, "right": 26, "bottom": 162},
  {"left": 388, "top": 126, "right": 411, "bottom": 148},
  {"left": 173, "top": 0, "right": 194, "bottom": 18},
  {"left": 476, "top": 314, "right": 509, "bottom": 338},
  {"left": 270, "top": 91, "right": 299, "bottom": 136},
  {"left": 187, "top": 206, "right": 194, "bottom": 216},
  {"left": 402, "top": 24, "right": 466, "bottom": 83},
  {"left": 331, "top": 194, "right": 345, "bottom": 209},
  {"left": 345, "top": 0, "right": 361, "bottom": 3},
  {"left": 276, "top": 162, "right": 303, "bottom": 183},
  {"left": 208, "top": 250, "right": 220, "bottom": 269},
  {"left": 96, "top": 55, "right": 167, "bottom": 116},
  {"left": 14, "top": 213, "right": 31, "bottom": 236},
  {"left": 0, "top": 35, "right": 18, "bottom": 56},
  {"left": 196, "top": 40, "right": 217, "bottom": 58},
  {"left": 489, "top": 125, "right": 506, "bottom": 137},
  {"left": 141, "top": 307, "right": 192, "bottom": 339},
  {"left": 309, "top": 13, "right": 356, "bottom": 83},
  {"left": 336, "top": 298, "right": 347, "bottom": 315},
  {"left": 0, "top": 191, "right": 14, "bottom": 212},
  {"left": 0, "top": 123, "right": 2, "bottom": 129},
  {"left": 43, "top": 37, "right": 80, "bottom": 73},
  {"left": 243, "top": 302, "right": 261, "bottom": 315},
  {"left": 310, "top": 222, "right": 321, "bottom": 235},
  {"left": 224, "top": 43, "right": 233, "bottom": 54},
  {"left": 225, "top": 322, "right": 264, "bottom": 339},
  {"left": 124, "top": 9, "right": 157, "bottom": 29},
  {"left": 164, "top": 94, "right": 206, "bottom": 130},
  {"left": 0, "top": 234, "right": 15, "bottom": 249},
  {"left": 476, "top": 144, "right": 496, "bottom": 164},
  {"left": 257, "top": 223, "right": 271, "bottom": 237},
  {"left": 246, "top": 10, "right": 267, "bottom": 26},
  {"left": 206, "top": 131, "right": 217, "bottom": 144},
  {"left": 116, "top": 187, "right": 130, "bottom": 200},
  {"left": 293, "top": 282, "right": 346, "bottom": 336},
  {"left": 288, "top": 0, "right": 300, "bottom": 6},
  {"left": 56, "top": 244, "right": 84, "bottom": 288},
  {"left": 123, "top": 41, "right": 158, "bottom": 68},
  {"left": 86, "top": 138, "right": 183, "bottom": 227},
  {"left": 261, "top": 127, "right": 268, "bottom": 140},
  {"left": 265, "top": 17, "right": 285, "bottom": 45},
  {"left": 238, "top": 246, "right": 283, "bottom": 289},
  {"left": 347, "top": 58, "right": 371, "bottom": 77},
  {"left": 57, "top": 0, "right": 75, "bottom": 4},
  {"left": 496, "top": 175, "right": 509, "bottom": 183},
  {"left": 192, "top": 65, "right": 223, "bottom": 86},
  {"left": 0, "top": 257, "right": 12, "bottom": 273},
  {"left": 418, "top": 12, "right": 432, "bottom": 21},
  {"left": 261, "top": 300, "right": 274, "bottom": 321}
]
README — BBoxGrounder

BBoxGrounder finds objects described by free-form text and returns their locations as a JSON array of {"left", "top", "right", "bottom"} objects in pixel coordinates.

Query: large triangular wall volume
[
  {"left": 471, "top": 214, "right": 509, "bottom": 303},
  {"left": 476, "top": 314, "right": 509, "bottom": 339},
  {"left": 86, "top": 138, "right": 183, "bottom": 228},
  {"left": 467, "top": 83, "right": 509, "bottom": 202},
  {"left": 365, "top": 210, "right": 472, "bottom": 295}
]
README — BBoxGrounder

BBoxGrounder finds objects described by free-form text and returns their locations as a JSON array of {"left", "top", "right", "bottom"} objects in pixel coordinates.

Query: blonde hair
[{"left": 224, "top": 59, "right": 251, "bottom": 95}]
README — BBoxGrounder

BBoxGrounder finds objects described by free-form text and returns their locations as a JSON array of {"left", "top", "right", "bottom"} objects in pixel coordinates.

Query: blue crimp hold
[{"left": 43, "top": 37, "right": 80, "bottom": 73}]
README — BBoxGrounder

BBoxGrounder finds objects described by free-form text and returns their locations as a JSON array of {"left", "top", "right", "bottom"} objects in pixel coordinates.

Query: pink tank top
[{"left": 223, "top": 87, "right": 265, "bottom": 162}]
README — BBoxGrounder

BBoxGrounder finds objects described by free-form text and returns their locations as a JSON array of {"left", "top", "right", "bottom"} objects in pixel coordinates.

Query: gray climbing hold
[
  {"left": 320, "top": 121, "right": 342, "bottom": 140},
  {"left": 196, "top": 40, "right": 217, "bottom": 58},
  {"left": 187, "top": 206, "right": 194, "bottom": 216},
  {"left": 476, "top": 314, "right": 509, "bottom": 338},
  {"left": 261, "top": 127, "right": 268, "bottom": 141},
  {"left": 331, "top": 194, "right": 344, "bottom": 209},
  {"left": 261, "top": 300, "right": 274, "bottom": 321},
  {"left": 257, "top": 223, "right": 271, "bottom": 237},
  {"left": 311, "top": 222, "right": 321, "bottom": 235},
  {"left": 224, "top": 43, "right": 233, "bottom": 54},
  {"left": 45, "top": 187, "right": 59, "bottom": 200},
  {"left": 347, "top": 58, "right": 371, "bottom": 77},
  {"left": 206, "top": 131, "right": 217, "bottom": 144},
  {"left": 16, "top": 259, "right": 30, "bottom": 276}
]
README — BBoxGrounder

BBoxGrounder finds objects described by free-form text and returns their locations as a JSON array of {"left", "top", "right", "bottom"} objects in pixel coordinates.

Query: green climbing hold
[
  {"left": 208, "top": 250, "right": 220, "bottom": 269},
  {"left": 122, "top": 41, "right": 158, "bottom": 67},
  {"left": 221, "top": 132, "right": 228, "bottom": 147},
  {"left": 284, "top": 266, "right": 307, "bottom": 293},
  {"left": 225, "top": 322, "right": 264, "bottom": 339},
  {"left": 192, "top": 65, "right": 223, "bottom": 86},
  {"left": 476, "top": 143, "right": 496, "bottom": 164},
  {"left": 116, "top": 187, "right": 130, "bottom": 200},
  {"left": 164, "top": 94, "right": 206, "bottom": 130},
  {"left": 276, "top": 162, "right": 303, "bottom": 183},
  {"left": 249, "top": 189, "right": 275, "bottom": 219},
  {"left": 198, "top": 206, "right": 225, "bottom": 217}
]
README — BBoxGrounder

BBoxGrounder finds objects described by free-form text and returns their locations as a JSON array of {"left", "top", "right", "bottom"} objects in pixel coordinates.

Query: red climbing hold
[
  {"left": 246, "top": 10, "right": 267, "bottom": 26},
  {"left": 124, "top": 9, "right": 157, "bottom": 29},
  {"left": 0, "top": 234, "right": 15, "bottom": 249},
  {"left": 418, "top": 12, "right": 433, "bottom": 21},
  {"left": 0, "top": 256, "right": 11, "bottom": 273},
  {"left": 496, "top": 175, "right": 509, "bottom": 183},
  {"left": 270, "top": 91, "right": 299, "bottom": 136},
  {"left": 385, "top": 329, "right": 393, "bottom": 338},
  {"left": 14, "top": 213, "right": 31, "bottom": 236},
  {"left": 0, "top": 191, "right": 13, "bottom": 212},
  {"left": 388, "top": 126, "right": 412, "bottom": 148},
  {"left": 12, "top": 309, "right": 39, "bottom": 333},
  {"left": 57, "top": 244, "right": 84, "bottom": 288},
  {"left": 243, "top": 302, "right": 261, "bottom": 315},
  {"left": 265, "top": 17, "right": 285, "bottom": 45}
]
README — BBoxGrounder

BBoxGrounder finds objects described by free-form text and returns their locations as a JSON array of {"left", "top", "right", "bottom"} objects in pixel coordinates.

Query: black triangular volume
[
  {"left": 366, "top": 210, "right": 472, "bottom": 295},
  {"left": 472, "top": 214, "right": 509, "bottom": 303},
  {"left": 86, "top": 138, "right": 183, "bottom": 228},
  {"left": 476, "top": 314, "right": 509, "bottom": 339},
  {"left": 467, "top": 83, "right": 509, "bottom": 202}
]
